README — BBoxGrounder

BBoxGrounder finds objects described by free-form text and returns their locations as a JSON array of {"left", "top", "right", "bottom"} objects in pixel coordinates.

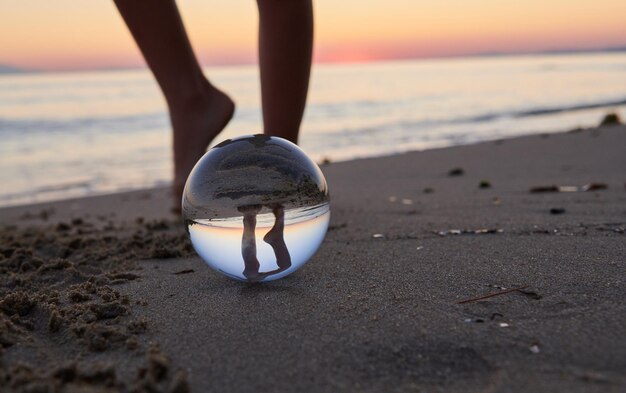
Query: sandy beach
[{"left": 1, "top": 125, "right": 624, "bottom": 392}]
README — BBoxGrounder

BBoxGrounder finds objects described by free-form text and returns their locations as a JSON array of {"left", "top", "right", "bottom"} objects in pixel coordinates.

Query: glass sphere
[{"left": 182, "top": 135, "right": 330, "bottom": 282}]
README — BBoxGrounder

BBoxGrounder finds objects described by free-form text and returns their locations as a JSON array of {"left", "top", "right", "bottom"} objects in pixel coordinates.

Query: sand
[{"left": 0, "top": 125, "right": 625, "bottom": 392}]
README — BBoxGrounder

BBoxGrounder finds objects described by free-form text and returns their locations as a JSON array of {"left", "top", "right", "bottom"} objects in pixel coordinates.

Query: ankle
[{"left": 167, "top": 87, "right": 212, "bottom": 115}]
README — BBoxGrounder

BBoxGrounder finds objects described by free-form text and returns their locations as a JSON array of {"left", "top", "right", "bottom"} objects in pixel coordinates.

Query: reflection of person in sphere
[
  {"left": 113, "top": 1, "right": 313, "bottom": 211},
  {"left": 238, "top": 204, "right": 292, "bottom": 281}
]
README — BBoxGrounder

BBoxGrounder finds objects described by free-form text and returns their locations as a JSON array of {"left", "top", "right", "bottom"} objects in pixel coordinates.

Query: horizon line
[{"left": 2, "top": 45, "right": 626, "bottom": 74}]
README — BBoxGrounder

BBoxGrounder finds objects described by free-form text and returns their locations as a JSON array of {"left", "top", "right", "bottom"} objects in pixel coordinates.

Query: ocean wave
[
  {"left": 0, "top": 112, "right": 169, "bottom": 135},
  {"left": 454, "top": 97, "right": 626, "bottom": 123},
  {"left": 2, "top": 96, "right": 624, "bottom": 137},
  {"left": 513, "top": 98, "right": 626, "bottom": 117},
  {"left": 331, "top": 97, "right": 626, "bottom": 137},
  {"left": 0, "top": 179, "right": 92, "bottom": 203}
]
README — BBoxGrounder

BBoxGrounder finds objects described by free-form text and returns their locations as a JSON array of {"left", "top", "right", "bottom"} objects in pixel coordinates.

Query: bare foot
[
  {"left": 238, "top": 205, "right": 263, "bottom": 280},
  {"left": 263, "top": 204, "right": 292, "bottom": 271},
  {"left": 171, "top": 82, "right": 235, "bottom": 213}
]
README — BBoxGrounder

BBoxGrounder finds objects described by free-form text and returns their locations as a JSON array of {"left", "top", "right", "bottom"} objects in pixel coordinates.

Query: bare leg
[
  {"left": 263, "top": 204, "right": 292, "bottom": 273},
  {"left": 113, "top": 0, "right": 234, "bottom": 207},
  {"left": 237, "top": 205, "right": 263, "bottom": 281},
  {"left": 257, "top": 0, "right": 313, "bottom": 144}
]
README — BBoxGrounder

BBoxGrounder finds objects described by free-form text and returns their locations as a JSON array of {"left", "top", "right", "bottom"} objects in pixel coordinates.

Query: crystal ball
[{"left": 182, "top": 135, "right": 330, "bottom": 282}]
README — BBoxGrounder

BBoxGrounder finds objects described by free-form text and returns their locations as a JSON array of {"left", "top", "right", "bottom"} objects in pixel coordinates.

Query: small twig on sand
[
  {"left": 457, "top": 285, "right": 529, "bottom": 304},
  {"left": 173, "top": 269, "right": 195, "bottom": 275}
]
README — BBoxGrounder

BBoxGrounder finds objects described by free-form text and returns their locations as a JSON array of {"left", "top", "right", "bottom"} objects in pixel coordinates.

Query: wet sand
[{"left": 1, "top": 125, "right": 625, "bottom": 392}]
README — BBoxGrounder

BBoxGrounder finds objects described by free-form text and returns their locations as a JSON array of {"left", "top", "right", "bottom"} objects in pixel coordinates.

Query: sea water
[{"left": 2, "top": 53, "right": 625, "bottom": 206}]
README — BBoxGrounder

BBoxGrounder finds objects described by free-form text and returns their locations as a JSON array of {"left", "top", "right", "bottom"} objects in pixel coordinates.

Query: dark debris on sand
[
  {"left": 550, "top": 208, "right": 566, "bottom": 215},
  {"left": 447, "top": 168, "right": 465, "bottom": 176},
  {"left": 599, "top": 112, "right": 622, "bottom": 127},
  {"left": 0, "top": 218, "right": 194, "bottom": 392}
]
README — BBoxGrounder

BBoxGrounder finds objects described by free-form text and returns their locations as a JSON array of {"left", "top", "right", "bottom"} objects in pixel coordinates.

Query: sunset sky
[{"left": 2, "top": 0, "right": 626, "bottom": 71}]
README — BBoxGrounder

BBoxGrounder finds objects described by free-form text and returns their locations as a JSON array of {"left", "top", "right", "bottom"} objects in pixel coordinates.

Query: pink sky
[{"left": 1, "top": 0, "right": 625, "bottom": 71}]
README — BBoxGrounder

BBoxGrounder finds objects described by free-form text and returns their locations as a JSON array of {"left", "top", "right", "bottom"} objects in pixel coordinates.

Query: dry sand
[{"left": 0, "top": 125, "right": 625, "bottom": 392}]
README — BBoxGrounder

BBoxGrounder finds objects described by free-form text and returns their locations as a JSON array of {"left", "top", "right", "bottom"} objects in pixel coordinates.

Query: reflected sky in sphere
[{"left": 188, "top": 203, "right": 329, "bottom": 281}]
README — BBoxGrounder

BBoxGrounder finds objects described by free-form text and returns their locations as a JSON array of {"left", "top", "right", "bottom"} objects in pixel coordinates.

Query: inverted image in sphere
[{"left": 182, "top": 135, "right": 330, "bottom": 282}]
